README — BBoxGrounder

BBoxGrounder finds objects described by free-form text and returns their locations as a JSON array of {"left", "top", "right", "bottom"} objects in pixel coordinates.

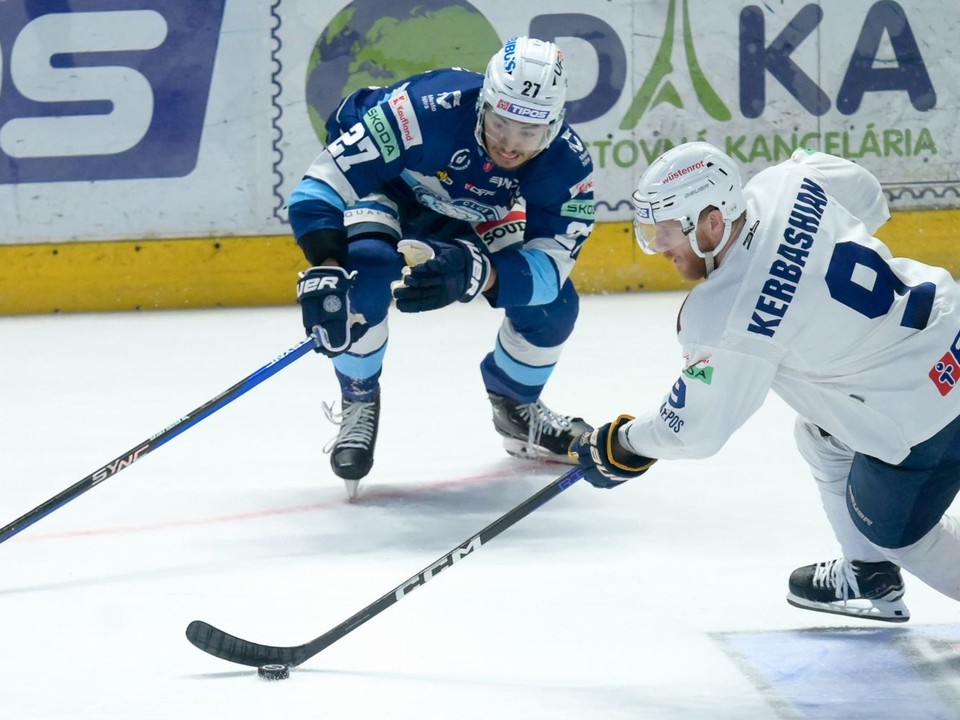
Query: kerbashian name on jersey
[{"left": 747, "top": 177, "right": 828, "bottom": 337}]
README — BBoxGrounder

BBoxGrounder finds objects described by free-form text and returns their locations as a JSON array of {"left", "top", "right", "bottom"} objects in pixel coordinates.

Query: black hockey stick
[
  {"left": 185, "top": 465, "right": 584, "bottom": 668},
  {"left": 0, "top": 336, "right": 318, "bottom": 545}
]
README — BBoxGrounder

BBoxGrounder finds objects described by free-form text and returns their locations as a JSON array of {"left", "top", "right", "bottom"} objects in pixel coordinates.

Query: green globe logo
[{"left": 306, "top": 0, "right": 501, "bottom": 143}]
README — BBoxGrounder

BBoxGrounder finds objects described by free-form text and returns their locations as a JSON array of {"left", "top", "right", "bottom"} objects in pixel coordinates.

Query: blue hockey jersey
[{"left": 287, "top": 68, "right": 595, "bottom": 308}]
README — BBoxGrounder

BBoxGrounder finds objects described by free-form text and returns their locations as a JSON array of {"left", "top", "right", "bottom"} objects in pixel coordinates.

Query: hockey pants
[
  {"left": 331, "top": 237, "right": 579, "bottom": 404},
  {"left": 795, "top": 417, "right": 960, "bottom": 601}
]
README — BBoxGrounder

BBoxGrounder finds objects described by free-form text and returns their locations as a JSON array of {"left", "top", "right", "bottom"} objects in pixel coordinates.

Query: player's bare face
[
  {"left": 482, "top": 110, "right": 547, "bottom": 169},
  {"left": 651, "top": 220, "right": 708, "bottom": 281}
]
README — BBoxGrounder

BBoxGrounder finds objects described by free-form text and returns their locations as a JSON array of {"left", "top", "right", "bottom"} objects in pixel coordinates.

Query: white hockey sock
[
  {"left": 881, "top": 516, "right": 960, "bottom": 601},
  {"left": 794, "top": 417, "right": 886, "bottom": 562}
]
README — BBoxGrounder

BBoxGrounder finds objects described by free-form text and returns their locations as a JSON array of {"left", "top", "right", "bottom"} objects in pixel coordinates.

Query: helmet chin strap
[{"left": 690, "top": 222, "right": 733, "bottom": 277}]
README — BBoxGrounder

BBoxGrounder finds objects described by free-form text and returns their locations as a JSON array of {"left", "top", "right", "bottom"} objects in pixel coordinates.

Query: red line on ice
[{"left": 19, "top": 468, "right": 519, "bottom": 542}]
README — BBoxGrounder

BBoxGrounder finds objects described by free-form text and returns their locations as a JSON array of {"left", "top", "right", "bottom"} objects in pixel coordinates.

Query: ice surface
[{"left": 1, "top": 294, "right": 957, "bottom": 719}]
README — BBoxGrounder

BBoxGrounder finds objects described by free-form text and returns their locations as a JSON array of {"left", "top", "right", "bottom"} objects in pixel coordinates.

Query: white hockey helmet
[
  {"left": 475, "top": 36, "right": 567, "bottom": 154},
  {"left": 632, "top": 142, "right": 745, "bottom": 273}
]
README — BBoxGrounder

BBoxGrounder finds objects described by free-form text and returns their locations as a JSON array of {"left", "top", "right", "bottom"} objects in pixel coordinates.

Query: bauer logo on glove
[
  {"left": 296, "top": 266, "right": 365, "bottom": 356},
  {"left": 297, "top": 273, "right": 343, "bottom": 296}
]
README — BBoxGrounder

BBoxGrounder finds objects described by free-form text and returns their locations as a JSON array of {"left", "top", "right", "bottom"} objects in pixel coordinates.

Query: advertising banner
[{"left": 0, "top": 0, "right": 956, "bottom": 246}]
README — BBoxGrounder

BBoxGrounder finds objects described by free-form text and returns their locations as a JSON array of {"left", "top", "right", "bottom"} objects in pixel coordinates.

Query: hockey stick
[
  {"left": 0, "top": 336, "right": 318, "bottom": 545},
  {"left": 185, "top": 465, "right": 584, "bottom": 668}
]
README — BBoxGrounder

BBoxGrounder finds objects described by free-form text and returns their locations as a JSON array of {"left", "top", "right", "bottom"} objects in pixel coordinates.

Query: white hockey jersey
[{"left": 623, "top": 149, "right": 960, "bottom": 465}]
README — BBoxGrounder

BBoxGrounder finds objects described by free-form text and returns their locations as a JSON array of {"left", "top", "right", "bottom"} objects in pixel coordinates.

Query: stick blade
[{"left": 185, "top": 620, "right": 307, "bottom": 668}]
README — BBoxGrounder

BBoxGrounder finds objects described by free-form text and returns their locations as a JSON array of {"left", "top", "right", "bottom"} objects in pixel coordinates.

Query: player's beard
[{"left": 668, "top": 251, "right": 708, "bottom": 282}]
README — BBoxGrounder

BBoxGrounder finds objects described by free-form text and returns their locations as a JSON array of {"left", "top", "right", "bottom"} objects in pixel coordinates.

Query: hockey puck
[{"left": 257, "top": 663, "right": 290, "bottom": 681}]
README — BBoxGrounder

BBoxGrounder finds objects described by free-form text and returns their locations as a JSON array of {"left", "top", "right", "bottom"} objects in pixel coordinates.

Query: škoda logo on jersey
[{"left": 929, "top": 329, "right": 960, "bottom": 396}]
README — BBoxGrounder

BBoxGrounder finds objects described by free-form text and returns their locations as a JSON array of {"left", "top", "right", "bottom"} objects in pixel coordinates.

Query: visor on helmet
[
  {"left": 481, "top": 104, "right": 551, "bottom": 154},
  {"left": 633, "top": 194, "right": 695, "bottom": 254}
]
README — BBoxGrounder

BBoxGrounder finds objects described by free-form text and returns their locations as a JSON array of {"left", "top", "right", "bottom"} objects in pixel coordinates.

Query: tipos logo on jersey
[{"left": 929, "top": 330, "right": 960, "bottom": 396}]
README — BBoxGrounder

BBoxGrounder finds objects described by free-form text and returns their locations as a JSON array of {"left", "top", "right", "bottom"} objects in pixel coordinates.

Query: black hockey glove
[
  {"left": 296, "top": 266, "right": 365, "bottom": 356},
  {"left": 569, "top": 415, "right": 657, "bottom": 489},
  {"left": 393, "top": 238, "right": 491, "bottom": 313}
]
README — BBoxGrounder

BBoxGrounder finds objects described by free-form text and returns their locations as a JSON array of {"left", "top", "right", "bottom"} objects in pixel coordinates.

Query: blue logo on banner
[{"left": 0, "top": 0, "right": 226, "bottom": 184}]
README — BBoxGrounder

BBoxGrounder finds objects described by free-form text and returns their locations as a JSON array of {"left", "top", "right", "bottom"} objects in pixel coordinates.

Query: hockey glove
[
  {"left": 296, "top": 266, "right": 365, "bottom": 356},
  {"left": 569, "top": 415, "right": 657, "bottom": 489},
  {"left": 393, "top": 238, "right": 491, "bottom": 313}
]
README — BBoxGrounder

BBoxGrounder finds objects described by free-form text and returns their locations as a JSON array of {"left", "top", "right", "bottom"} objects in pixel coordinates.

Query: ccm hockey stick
[
  {"left": 0, "top": 336, "right": 318, "bottom": 545},
  {"left": 186, "top": 466, "right": 584, "bottom": 668}
]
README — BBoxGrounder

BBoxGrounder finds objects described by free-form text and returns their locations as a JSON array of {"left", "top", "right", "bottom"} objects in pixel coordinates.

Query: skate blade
[
  {"left": 786, "top": 593, "right": 910, "bottom": 623},
  {"left": 502, "top": 438, "right": 576, "bottom": 465},
  {"left": 343, "top": 479, "right": 360, "bottom": 501}
]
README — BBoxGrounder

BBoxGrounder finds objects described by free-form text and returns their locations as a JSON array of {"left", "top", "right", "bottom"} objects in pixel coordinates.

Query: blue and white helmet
[{"left": 475, "top": 36, "right": 567, "bottom": 154}]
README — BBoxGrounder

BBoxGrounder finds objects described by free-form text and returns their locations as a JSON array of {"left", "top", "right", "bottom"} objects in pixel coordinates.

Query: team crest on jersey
[
  {"left": 929, "top": 329, "right": 960, "bottom": 396},
  {"left": 413, "top": 186, "right": 494, "bottom": 222}
]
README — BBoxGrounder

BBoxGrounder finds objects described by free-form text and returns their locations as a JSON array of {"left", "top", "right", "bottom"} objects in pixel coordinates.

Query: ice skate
[
  {"left": 787, "top": 558, "right": 910, "bottom": 623},
  {"left": 323, "top": 394, "right": 380, "bottom": 500},
  {"left": 487, "top": 392, "right": 591, "bottom": 464}
]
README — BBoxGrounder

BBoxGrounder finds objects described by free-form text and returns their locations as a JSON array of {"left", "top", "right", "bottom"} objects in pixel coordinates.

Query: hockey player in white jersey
[{"left": 570, "top": 141, "right": 960, "bottom": 622}]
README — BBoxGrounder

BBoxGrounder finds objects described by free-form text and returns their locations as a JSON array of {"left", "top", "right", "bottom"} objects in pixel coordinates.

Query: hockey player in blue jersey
[{"left": 288, "top": 36, "right": 595, "bottom": 498}]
